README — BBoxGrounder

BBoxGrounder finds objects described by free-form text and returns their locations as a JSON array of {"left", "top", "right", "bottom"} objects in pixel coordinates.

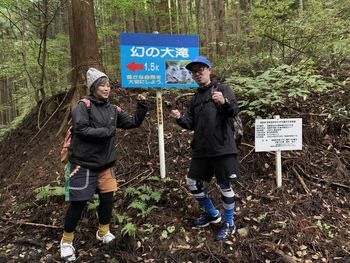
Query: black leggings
[{"left": 64, "top": 192, "right": 114, "bottom": 232}]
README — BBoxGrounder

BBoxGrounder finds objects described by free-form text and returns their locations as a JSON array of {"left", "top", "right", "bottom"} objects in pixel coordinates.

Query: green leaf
[
  {"left": 167, "top": 226, "right": 176, "bottom": 233},
  {"left": 150, "top": 191, "right": 162, "bottom": 202},
  {"left": 34, "top": 185, "right": 64, "bottom": 201},
  {"left": 124, "top": 187, "right": 140, "bottom": 198},
  {"left": 160, "top": 230, "right": 168, "bottom": 239},
  {"left": 121, "top": 222, "right": 137, "bottom": 237},
  {"left": 128, "top": 200, "right": 146, "bottom": 211}
]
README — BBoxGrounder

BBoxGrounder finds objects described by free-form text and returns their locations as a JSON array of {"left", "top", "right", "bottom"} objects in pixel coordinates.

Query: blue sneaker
[
  {"left": 215, "top": 223, "right": 236, "bottom": 240},
  {"left": 194, "top": 212, "right": 221, "bottom": 227}
]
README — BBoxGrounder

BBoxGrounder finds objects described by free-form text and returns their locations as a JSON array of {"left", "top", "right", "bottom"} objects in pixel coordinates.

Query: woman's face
[{"left": 94, "top": 80, "right": 110, "bottom": 101}]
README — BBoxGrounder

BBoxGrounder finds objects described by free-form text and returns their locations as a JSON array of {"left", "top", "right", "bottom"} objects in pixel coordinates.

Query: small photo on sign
[{"left": 165, "top": 60, "right": 194, "bottom": 84}]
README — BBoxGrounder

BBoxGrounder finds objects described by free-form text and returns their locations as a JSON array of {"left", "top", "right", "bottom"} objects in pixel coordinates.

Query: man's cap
[
  {"left": 86, "top": 68, "right": 108, "bottom": 90},
  {"left": 185, "top": 56, "right": 212, "bottom": 71}
]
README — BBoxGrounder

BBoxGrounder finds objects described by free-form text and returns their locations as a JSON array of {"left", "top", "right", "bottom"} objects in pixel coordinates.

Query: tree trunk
[
  {"left": 245, "top": 0, "right": 256, "bottom": 56},
  {"left": 149, "top": 1, "right": 158, "bottom": 32},
  {"left": 157, "top": 0, "right": 168, "bottom": 33},
  {"left": 167, "top": 0, "right": 173, "bottom": 34},
  {"left": 126, "top": 10, "right": 135, "bottom": 32},
  {"left": 38, "top": 0, "right": 48, "bottom": 100},
  {"left": 234, "top": 1, "right": 241, "bottom": 34},
  {"left": 205, "top": 0, "right": 214, "bottom": 58},
  {"left": 299, "top": 0, "right": 303, "bottom": 13},
  {"left": 216, "top": 1, "right": 226, "bottom": 56},
  {"left": 178, "top": 0, "right": 188, "bottom": 34},
  {"left": 0, "top": 79, "right": 4, "bottom": 126},
  {"left": 195, "top": 0, "right": 201, "bottom": 37},
  {"left": 68, "top": 0, "right": 102, "bottom": 106}
]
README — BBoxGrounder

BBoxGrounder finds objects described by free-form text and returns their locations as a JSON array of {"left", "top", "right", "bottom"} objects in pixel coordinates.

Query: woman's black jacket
[{"left": 68, "top": 95, "right": 148, "bottom": 170}]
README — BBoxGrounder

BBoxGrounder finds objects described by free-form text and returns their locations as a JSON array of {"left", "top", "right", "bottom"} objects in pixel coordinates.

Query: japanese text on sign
[
  {"left": 120, "top": 33, "right": 199, "bottom": 88},
  {"left": 255, "top": 118, "right": 302, "bottom": 152},
  {"left": 156, "top": 96, "right": 163, "bottom": 125},
  {"left": 130, "top": 47, "right": 190, "bottom": 58}
]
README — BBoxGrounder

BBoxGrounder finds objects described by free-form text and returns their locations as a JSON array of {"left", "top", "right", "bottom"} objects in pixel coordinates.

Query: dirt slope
[{"left": 0, "top": 88, "right": 349, "bottom": 263}]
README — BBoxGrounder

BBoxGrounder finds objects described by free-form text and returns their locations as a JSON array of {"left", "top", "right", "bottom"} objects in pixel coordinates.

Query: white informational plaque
[{"left": 255, "top": 118, "right": 302, "bottom": 152}]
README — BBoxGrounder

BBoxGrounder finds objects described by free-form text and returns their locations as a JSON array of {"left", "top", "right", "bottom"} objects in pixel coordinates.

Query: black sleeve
[
  {"left": 219, "top": 84, "right": 239, "bottom": 117},
  {"left": 176, "top": 95, "right": 195, "bottom": 130},
  {"left": 116, "top": 101, "right": 148, "bottom": 129},
  {"left": 72, "top": 103, "right": 115, "bottom": 139}
]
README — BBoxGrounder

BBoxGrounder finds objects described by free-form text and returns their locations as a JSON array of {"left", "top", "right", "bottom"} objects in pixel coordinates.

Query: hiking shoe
[
  {"left": 194, "top": 212, "right": 221, "bottom": 227},
  {"left": 215, "top": 223, "right": 236, "bottom": 241},
  {"left": 60, "top": 242, "right": 76, "bottom": 262},
  {"left": 96, "top": 230, "right": 115, "bottom": 244}
]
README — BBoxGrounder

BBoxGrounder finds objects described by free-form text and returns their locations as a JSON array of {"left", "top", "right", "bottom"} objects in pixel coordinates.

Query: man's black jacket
[{"left": 176, "top": 80, "right": 239, "bottom": 158}]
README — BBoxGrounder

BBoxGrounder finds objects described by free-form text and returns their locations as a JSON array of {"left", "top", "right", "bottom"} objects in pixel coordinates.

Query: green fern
[
  {"left": 9, "top": 203, "right": 29, "bottom": 213},
  {"left": 150, "top": 191, "right": 162, "bottom": 202},
  {"left": 34, "top": 185, "right": 64, "bottom": 201},
  {"left": 124, "top": 187, "right": 140, "bottom": 198},
  {"left": 121, "top": 222, "right": 137, "bottom": 237},
  {"left": 137, "top": 185, "right": 152, "bottom": 194},
  {"left": 139, "top": 193, "right": 151, "bottom": 202},
  {"left": 124, "top": 184, "right": 163, "bottom": 219},
  {"left": 142, "top": 223, "right": 154, "bottom": 234},
  {"left": 113, "top": 213, "right": 131, "bottom": 224},
  {"left": 145, "top": 175, "right": 160, "bottom": 181},
  {"left": 87, "top": 196, "right": 99, "bottom": 210},
  {"left": 137, "top": 205, "right": 157, "bottom": 218},
  {"left": 128, "top": 200, "right": 147, "bottom": 211}
]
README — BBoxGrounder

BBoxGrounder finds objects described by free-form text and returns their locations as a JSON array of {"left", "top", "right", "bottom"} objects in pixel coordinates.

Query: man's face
[{"left": 190, "top": 64, "right": 211, "bottom": 86}]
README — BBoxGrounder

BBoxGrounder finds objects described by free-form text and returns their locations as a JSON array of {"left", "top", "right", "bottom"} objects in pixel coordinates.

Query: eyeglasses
[{"left": 190, "top": 67, "right": 207, "bottom": 75}]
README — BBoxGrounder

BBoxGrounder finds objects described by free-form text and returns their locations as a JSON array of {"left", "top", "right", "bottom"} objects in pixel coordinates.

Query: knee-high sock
[
  {"left": 218, "top": 181, "right": 235, "bottom": 226},
  {"left": 61, "top": 231, "right": 74, "bottom": 244},
  {"left": 186, "top": 177, "right": 219, "bottom": 217}
]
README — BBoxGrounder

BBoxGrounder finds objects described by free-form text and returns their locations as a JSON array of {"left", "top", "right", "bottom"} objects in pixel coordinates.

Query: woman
[{"left": 60, "top": 68, "right": 148, "bottom": 261}]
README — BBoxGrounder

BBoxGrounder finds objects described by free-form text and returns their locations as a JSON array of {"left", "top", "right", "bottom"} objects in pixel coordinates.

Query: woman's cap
[{"left": 86, "top": 68, "right": 108, "bottom": 89}]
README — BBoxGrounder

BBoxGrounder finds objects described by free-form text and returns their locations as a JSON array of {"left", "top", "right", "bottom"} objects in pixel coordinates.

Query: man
[
  {"left": 170, "top": 56, "right": 240, "bottom": 240},
  {"left": 60, "top": 68, "right": 148, "bottom": 261}
]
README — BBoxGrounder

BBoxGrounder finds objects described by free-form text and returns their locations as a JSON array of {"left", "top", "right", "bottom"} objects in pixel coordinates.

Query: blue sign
[{"left": 120, "top": 33, "right": 199, "bottom": 88}]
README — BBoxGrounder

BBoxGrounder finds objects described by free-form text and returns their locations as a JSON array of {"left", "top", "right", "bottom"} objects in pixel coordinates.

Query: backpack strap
[
  {"left": 112, "top": 104, "right": 124, "bottom": 113},
  {"left": 77, "top": 98, "right": 123, "bottom": 116},
  {"left": 78, "top": 98, "right": 91, "bottom": 109},
  {"left": 192, "top": 90, "right": 212, "bottom": 110}
]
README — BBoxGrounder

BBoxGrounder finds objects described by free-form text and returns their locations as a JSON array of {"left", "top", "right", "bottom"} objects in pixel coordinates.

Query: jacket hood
[
  {"left": 84, "top": 95, "right": 109, "bottom": 105},
  {"left": 197, "top": 80, "right": 218, "bottom": 92}
]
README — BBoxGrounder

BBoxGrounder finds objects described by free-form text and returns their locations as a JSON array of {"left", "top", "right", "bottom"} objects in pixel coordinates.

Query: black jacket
[
  {"left": 68, "top": 95, "right": 148, "bottom": 170},
  {"left": 176, "top": 80, "right": 239, "bottom": 158}
]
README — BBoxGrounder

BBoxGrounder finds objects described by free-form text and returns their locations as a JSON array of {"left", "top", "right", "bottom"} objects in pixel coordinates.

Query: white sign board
[{"left": 255, "top": 118, "right": 302, "bottom": 152}]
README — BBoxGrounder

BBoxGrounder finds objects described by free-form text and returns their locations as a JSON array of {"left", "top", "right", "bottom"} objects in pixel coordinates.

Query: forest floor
[{"left": 0, "top": 87, "right": 349, "bottom": 263}]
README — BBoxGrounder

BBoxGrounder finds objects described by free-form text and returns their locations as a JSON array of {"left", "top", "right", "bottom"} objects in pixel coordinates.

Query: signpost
[
  {"left": 255, "top": 116, "right": 302, "bottom": 187},
  {"left": 120, "top": 33, "right": 199, "bottom": 179},
  {"left": 120, "top": 32, "right": 199, "bottom": 88}
]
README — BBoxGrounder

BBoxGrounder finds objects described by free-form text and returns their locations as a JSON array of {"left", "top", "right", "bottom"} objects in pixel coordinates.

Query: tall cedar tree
[{"left": 68, "top": 0, "right": 102, "bottom": 106}]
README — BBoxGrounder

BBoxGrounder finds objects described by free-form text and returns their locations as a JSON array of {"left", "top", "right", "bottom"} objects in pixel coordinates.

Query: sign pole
[
  {"left": 152, "top": 31, "right": 166, "bottom": 179},
  {"left": 274, "top": 115, "right": 282, "bottom": 187},
  {"left": 120, "top": 32, "right": 200, "bottom": 180},
  {"left": 156, "top": 90, "right": 166, "bottom": 179}
]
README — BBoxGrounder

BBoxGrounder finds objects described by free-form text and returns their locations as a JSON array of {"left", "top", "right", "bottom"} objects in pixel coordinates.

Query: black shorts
[
  {"left": 188, "top": 154, "right": 240, "bottom": 183},
  {"left": 64, "top": 162, "right": 117, "bottom": 202}
]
